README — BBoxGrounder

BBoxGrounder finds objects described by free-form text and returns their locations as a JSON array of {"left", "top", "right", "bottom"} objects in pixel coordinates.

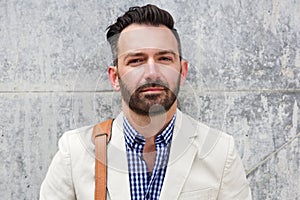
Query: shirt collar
[{"left": 123, "top": 114, "right": 176, "bottom": 149}]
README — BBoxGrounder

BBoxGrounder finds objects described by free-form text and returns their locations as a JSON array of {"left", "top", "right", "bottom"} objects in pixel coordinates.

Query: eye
[
  {"left": 127, "top": 58, "right": 145, "bottom": 65},
  {"left": 158, "top": 56, "right": 173, "bottom": 62}
]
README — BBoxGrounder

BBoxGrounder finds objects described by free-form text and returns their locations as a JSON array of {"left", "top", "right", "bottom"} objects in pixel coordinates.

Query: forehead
[{"left": 118, "top": 24, "right": 179, "bottom": 57}]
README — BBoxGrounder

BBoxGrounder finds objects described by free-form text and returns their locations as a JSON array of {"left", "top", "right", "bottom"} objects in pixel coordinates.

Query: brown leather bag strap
[{"left": 92, "top": 118, "right": 114, "bottom": 200}]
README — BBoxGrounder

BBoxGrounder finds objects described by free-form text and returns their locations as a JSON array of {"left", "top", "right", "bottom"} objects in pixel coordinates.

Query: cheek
[
  {"left": 160, "top": 66, "right": 181, "bottom": 85},
  {"left": 119, "top": 67, "right": 144, "bottom": 89}
]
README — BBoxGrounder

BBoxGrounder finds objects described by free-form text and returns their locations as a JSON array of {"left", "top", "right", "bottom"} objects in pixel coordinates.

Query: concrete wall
[{"left": 0, "top": 0, "right": 299, "bottom": 199}]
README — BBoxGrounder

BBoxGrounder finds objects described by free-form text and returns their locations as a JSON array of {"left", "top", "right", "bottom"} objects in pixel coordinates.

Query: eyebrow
[
  {"left": 156, "top": 50, "right": 177, "bottom": 57},
  {"left": 123, "top": 50, "right": 178, "bottom": 62}
]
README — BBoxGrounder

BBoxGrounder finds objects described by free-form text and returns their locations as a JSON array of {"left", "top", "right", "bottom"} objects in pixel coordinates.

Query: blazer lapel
[
  {"left": 159, "top": 110, "right": 199, "bottom": 200},
  {"left": 106, "top": 113, "right": 131, "bottom": 200}
]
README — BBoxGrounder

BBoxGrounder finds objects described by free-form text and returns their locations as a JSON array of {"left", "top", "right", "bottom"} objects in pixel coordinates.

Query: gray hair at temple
[{"left": 106, "top": 4, "right": 182, "bottom": 66}]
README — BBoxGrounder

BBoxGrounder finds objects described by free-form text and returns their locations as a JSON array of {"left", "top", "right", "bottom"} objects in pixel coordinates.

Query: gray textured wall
[{"left": 0, "top": 0, "right": 299, "bottom": 199}]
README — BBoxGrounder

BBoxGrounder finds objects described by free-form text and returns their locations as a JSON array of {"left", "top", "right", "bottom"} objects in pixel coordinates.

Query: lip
[{"left": 140, "top": 87, "right": 165, "bottom": 93}]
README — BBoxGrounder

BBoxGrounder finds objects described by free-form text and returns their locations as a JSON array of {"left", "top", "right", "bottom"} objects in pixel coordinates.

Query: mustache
[{"left": 136, "top": 80, "right": 169, "bottom": 92}]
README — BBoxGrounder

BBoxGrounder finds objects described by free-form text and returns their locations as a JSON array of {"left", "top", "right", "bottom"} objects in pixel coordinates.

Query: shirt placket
[
  {"left": 134, "top": 139, "right": 148, "bottom": 200},
  {"left": 144, "top": 140, "right": 167, "bottom": 199}
]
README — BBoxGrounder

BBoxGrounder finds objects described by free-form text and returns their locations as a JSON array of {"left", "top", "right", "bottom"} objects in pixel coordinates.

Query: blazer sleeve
[
  {"left": 39, "top": 133, "right": 76, "bottom": 200},
  {"left": 218, "top": 136, "right": 252, "bottom": 200}
]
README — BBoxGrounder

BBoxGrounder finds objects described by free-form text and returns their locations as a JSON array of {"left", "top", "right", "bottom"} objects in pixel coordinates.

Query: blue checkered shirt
[{"left": 123, "top": 115, "right": 176, "bottom": 200}]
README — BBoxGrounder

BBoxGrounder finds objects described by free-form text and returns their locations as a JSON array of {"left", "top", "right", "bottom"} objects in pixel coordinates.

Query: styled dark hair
[{"left": 106, "top": 4, "right": 182, "bottom": 65}]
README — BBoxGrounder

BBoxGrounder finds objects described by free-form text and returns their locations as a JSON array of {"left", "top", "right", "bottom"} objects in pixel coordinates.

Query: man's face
[{"left": 113, "top": 24, "right": 187, "bottom": 116}]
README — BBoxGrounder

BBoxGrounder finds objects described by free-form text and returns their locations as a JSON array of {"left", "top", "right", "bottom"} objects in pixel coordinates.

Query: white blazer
[{"left": 40, "top": 110, "right": 252, "bottom": 200}]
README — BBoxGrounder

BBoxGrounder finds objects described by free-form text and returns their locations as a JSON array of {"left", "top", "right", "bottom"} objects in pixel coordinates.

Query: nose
[{"left": 143, "top": 58, "right": 160, "bottom": 81}]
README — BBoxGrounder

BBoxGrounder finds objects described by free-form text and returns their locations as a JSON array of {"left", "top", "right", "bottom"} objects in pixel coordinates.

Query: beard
[{"left": 118, "top": 75, "right": 181, "bottom": 116}]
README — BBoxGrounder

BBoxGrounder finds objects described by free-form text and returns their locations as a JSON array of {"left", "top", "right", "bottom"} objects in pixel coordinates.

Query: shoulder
[
  {"left": 59, "top": 125, "right": 94, "bottom": 143},
  {"left": 178, "top": 112, "right": 251, "bottom": 199},
  {"left": 179, "top": 111, "right": 234, "bottom": 159},
  {"left": 57, "top": 125, "right": 95, "bottom": 154},
  {"left": 57, "top": 114, "right": 122, "bottom": 154}
]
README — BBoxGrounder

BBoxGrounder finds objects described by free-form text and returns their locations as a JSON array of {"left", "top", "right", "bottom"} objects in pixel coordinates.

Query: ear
[
  {"left": 180, "top": 60, "right": 188, "bottom": 85},
  {"left": 108, "top": 66, "right": 120, "bottom": 91}
]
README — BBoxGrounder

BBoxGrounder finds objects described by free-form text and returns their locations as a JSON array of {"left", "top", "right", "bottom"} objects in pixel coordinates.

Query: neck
[{"left": 122, "top": 101, "right": 177, "bottom": 139}]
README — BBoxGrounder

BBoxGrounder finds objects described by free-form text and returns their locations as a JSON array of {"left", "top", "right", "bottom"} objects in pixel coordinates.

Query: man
[{"left": 40, "top": 4, "right": 252, "bottom": 200}]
